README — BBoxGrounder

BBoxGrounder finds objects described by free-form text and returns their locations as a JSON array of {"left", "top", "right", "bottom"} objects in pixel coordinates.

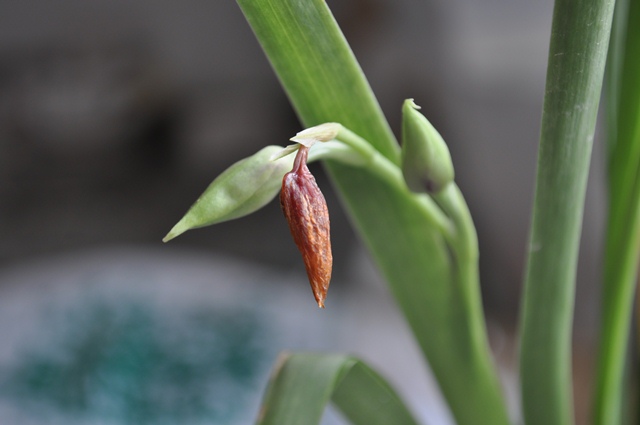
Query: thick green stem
[
  {"left": 594, "top": 0, "right": 640, "bottom": 422},
  {"left": 518, "top": 0, "right": 615, "bottom": 424},
  {"left": 303, "top": 125, "right": 454, "bottom": 237},
  {"left": 330, "top": 126, "right": 454, "bottom": 238}
]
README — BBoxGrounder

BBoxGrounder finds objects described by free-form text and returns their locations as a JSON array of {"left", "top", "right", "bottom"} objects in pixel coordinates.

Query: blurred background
[{"left": 0, "top": 0, "right": 606, "bottom": 423}]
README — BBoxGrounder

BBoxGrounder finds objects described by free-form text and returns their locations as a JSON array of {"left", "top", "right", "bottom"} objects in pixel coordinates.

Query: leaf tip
[{"left": 162, "top": 221, "right": 190, "bottom": 243}]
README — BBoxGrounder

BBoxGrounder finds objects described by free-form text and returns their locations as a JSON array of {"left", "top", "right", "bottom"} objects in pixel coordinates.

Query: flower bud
[
  {"left": 401, "top": 99, "right": 454, "bottom": 193},
  {"left": 280, "top": 146, "right": 333, "bottom": 308},
  {"left": 163, "top": 146, "right": 294, "bottom": 242}
]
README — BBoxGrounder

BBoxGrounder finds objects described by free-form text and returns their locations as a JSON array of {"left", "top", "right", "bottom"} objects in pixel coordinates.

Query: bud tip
[
  {"left": 405, "top": 98, "right": 421, "bottom": 110},
  {"left": 314, "top": 291, "right": 326, "bottom": 308},
  {"left": 290, "top": 123, "right": 341, "bottom": 143}
]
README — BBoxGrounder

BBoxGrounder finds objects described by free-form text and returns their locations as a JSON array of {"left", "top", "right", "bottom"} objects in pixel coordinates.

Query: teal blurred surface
[{"left": 0, "top": 247, "right": 340, "bottom": 425}]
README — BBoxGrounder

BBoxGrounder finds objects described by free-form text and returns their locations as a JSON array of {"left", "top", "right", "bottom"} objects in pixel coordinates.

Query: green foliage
[
  {"left": 594, "top": 0, "right": 640, "bottom": 422},
  {"left": 518, "top": 0, "right": 616, "bottom": 423},
  {"left": 163, "top": 0, "right": 640, "bottom": 423},
  {"left": 257, "top": 353, "right": 420, "bottom": 425},
  {"left": 163, "top": 146, "right": 294, "bottom": 242},
  {"left": 235, "top": 1, "right": 509, "bottom": 423}
]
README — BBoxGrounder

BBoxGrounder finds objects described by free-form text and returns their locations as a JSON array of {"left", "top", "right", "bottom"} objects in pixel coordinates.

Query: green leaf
[
  {"left": 517, "top": 0, "right": 616, "bottom": 424},
  {"left": 594, "top": 0, "right": 640, "bottom": 422},
  {"left": 256, "top": 353, "right": 420, "bottom": 425},
  {"left": 236, "top": 1, "right": 510, "bottom": 424},
  {"left": 237, "top": 0, "right": 398, "bottom": 162},
  {"left": 163, "top": 146, "right": 293, "bottom": 242}
]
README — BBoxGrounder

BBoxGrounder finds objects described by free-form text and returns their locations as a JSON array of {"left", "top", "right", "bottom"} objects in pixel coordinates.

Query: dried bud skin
[{"left": 280, "top": 147, "right": 333, "bottom": 308}]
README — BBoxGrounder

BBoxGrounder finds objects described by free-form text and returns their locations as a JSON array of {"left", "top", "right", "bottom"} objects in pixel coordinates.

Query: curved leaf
[{"left": 256, "top": 353, "right": 421, "bottom": 425}]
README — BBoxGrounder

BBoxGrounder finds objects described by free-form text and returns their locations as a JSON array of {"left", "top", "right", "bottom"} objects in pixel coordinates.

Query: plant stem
[
  {"left": 518, "top": 0, "right": 615, "bottom": 423},
  {"left": 312, "top": 142, "right": 456, "bottom": 240},
  {"left": 330, "top": 126, "right": 454, "bottom": 238},
  {"left": 594, "top": 0, "right": 640, "bottom": 422}
]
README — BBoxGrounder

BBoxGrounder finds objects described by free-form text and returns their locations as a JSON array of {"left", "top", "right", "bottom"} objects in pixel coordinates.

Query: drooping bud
[
  {"left": 163, "top": 146, "right": 294, "bottom": 242},
  {"left": 401, "top": 99, "right": 454, "bottom": 193},
  {"left": 280, "top": 146, "right": 332, "bottom": 308}
]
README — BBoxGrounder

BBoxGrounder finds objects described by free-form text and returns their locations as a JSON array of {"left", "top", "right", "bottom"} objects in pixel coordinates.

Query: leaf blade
[
  {"left": 517, "top": 0, "right": 616, "bottom": 423},
  {"left": 594, "top": 0, "right": 640, "bottom": 422},
  {"left": 256, "top": 353, "right": 420, "bottom": 425},
  {"left": 236, "top": 1, "right": 510, "bottom": 424}
]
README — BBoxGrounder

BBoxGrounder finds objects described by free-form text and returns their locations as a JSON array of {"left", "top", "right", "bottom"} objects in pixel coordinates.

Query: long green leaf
[
  {"left": 594, "top": 0, "right": 640, "bottom": 422},
  {"left": 256, "top": 353, "right": 420, "bottom": 425},
  {"left": 238, "top": 0, "right": 398, "bottom": 161},
  {"left": 517, "top": 0, "right": 616, "bottom": 423},
  {"left": 236, "top": 1, "right": 510, "bottom": 424}
]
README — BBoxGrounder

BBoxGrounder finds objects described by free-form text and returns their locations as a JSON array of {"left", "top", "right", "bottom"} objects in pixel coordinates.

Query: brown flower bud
[{"left": 280, "top": 146, "right": 332, "bottom": 308}]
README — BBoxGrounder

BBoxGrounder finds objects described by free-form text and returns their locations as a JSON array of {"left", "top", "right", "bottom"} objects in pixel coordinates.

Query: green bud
[
  {"left": 401, "top": 99, "right": 454, "bottom": 193},
  {"left": 163, "top": 145, "right": 294, "bottom": 242}
]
